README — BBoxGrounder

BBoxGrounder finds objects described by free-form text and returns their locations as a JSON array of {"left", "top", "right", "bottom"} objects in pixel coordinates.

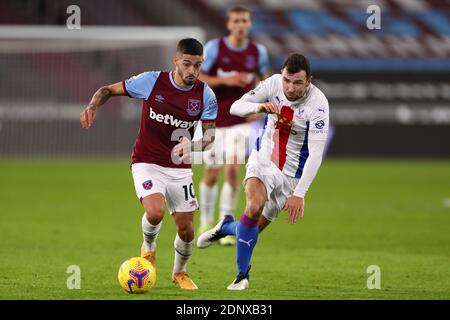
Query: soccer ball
[{"left": 118, "top": 257, "right": 156, "bottom": 294}]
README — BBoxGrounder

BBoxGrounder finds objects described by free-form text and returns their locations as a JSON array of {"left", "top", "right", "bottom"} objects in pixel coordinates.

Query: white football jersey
[{"left": 240, "top": 74, "right": 329, "bottom": 179}]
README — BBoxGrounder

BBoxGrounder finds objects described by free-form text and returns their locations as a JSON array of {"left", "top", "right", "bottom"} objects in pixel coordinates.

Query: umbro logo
[
  {"left": 189, "top": 200, "right": 197, "bottom": 207},
  {"left": 155, "top": 95, "right": 165, "bottom": 103}
]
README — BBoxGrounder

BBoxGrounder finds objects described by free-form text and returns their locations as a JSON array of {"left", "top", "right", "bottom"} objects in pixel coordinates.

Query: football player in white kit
[{"left": 197, "top": 53, "right": 329, "bottom": 290}]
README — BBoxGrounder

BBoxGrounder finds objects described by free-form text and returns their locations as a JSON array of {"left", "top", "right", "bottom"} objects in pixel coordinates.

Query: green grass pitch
[{"left": 0, "top": 158, "right": 449, "bottom": 300}]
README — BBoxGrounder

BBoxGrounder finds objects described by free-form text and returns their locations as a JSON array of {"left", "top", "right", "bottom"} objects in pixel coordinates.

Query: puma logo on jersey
[
  {"left": 275, "top": 96, "right": 282, "bottom": 104},
  {"left": 149, "top": 107, "right": 195, "bottom": 129},
  {"left": 238, "top": 238, "right": 254, "bottom": 247}
]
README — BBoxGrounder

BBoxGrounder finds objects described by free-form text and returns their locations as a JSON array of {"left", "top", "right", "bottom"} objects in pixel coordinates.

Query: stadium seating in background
[
  {"left": 0, "top": 0, "right": 448, "bottom": 157},
  {"left": 199, "top": 0, "right": 450, "bottom": 72}
]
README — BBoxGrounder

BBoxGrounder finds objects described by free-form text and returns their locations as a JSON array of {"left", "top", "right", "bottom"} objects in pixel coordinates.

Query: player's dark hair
[
  {"left": 176, "top": 38, "right": 203, "bottom": 56},
  {"left": 227, "top": 4, "right": 252, "bottom": 20},
  {"left": 282, "top": 53, "right": 311, "bottom": 77}
]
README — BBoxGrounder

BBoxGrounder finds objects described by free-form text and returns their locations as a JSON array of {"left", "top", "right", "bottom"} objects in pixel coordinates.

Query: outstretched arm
[
  {"left": 229, "top": 77, "right": 279, "bottom": 117},
  {"left": 284, "top": 139, "right": 326, "bottom": 224},
  {"left": 80, "top": 82, "right": 126, "bottom": 129},
  {"left": 284, "top": 101, "right": 330, "bottom": 223},
  {"left": 197, "top": 120, "right": 216, "bottom": 152},
  {"left": 230, "top": 100, "right": 279, "bottom": 117},
  {"left": 171, "top": 83, "right": 218, "bottom": 163},
  {"left": 293, "top": 140, "right": 326, "bottom": 200}
]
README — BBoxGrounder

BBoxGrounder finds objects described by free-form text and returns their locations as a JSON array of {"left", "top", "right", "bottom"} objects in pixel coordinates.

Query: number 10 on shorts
[{"left": 182, "top": 183, "right": 196, "bottom": 201}]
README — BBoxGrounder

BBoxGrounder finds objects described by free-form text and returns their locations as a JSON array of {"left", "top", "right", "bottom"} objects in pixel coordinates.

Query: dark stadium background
[
  {"left": 1, "top": 0, "right": 448, "bottom": 157},
  {"left": 0, "top": 0, "right": 449, "bottom": 300}
]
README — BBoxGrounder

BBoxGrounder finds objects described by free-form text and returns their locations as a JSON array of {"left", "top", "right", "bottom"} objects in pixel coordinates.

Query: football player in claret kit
[
  {"left": 197, "top": 53, "right": 329, "bottom": 290},
  {"left": 80, "top": 38, "right": 218, "bottom": 290},
  {"left": 198, "top": 5, "right": 270, "bottom": 246}
]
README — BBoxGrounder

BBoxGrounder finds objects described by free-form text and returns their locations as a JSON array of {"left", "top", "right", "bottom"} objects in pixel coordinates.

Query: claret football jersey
[
  {"left": 122, "top": 71, "right": 218, "bottom": 168},
  {"left": 202, "top": 37, "right": 269, "bottom": 128}
]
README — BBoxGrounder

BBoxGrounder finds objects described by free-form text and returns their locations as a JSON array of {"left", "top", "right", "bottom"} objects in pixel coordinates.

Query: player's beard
[
  {"left": 286, "top": 85, "right": 309, "bottom": 101},
  {"left": 286, "top": 92, "right": 301, "bottom": 101},
  {"left": 182, "top": 72, "right": 196, "bottom": 86},
  {"left": 183, "top": 77, "right": 195, "bottom": 86}
]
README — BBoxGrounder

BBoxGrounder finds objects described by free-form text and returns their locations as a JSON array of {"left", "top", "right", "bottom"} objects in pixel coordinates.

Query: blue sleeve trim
[
  {"left": 256, "top": 43, "right": 269, "bottom": 75},
  {"left": 201, "top": 83, "right": 218, "bottom": 120},
  {"left": 124, "top": 71, "right": 160, "bottom": 100},
  {"left": 201, "top": 39, "right": 220, "bottom": 73}
]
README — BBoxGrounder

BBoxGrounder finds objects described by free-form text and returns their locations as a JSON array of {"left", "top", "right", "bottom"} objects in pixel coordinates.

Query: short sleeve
[
  {"left": 201, "top": 84, "right": 218, "bottom": 121},
  {"left": 201, "top": 39, "right": 220, "bottom": 73},
  {"left": 123, "top": 71, "right": 160, "bottom": 100},
  {"left": 308, "top": 94, "right": 330, "bottom": 141},
  {"left": 256, "top": 44, "right": 269, "bottom": 75}
]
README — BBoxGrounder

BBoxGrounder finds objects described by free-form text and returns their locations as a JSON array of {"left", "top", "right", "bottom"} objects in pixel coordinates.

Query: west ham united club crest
[
  {"left": 245, "top": 55, "right": 256, "bottom": 69},
  {"left": 187, "top": 99, "right": 201, "bottom": 116},
  {"left": 142, "top": 180, "right": 153, "bottom": 190}
]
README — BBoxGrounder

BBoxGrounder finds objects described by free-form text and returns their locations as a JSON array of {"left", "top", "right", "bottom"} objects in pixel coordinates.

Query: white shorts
[
  {"left": 203, "top": 122, "right": 254, "bottom": 167},
  {"left": 243, "top": 150, "right": 299, "bottom": 221},
  {"left": 131, "top": 163, "right": 198, "bottom": 214}
]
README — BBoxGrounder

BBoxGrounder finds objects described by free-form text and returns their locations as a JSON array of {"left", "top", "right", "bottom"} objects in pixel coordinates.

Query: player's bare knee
[
  {"left": 143, "top": 202, "right": 165, "bottom": 224},
  {"left": 177, "top": 225, "right": 194, "bottom": 242},
  {"left": 245, "top": 201, "right": 264, "bottom": 218},
  {"left": 142, "top": 194, "right": 165, "bottom": 223},
  {"left": 180, "top": 231, "right": 194, "bottom": 243},
  {"left": 245, "top": 177, "right": 267, "bottom": 197},
  {"left": 203, "top": 168, "right": 219, "bottom": 186},
  {"left": 204, "top": 176, "right": 218, "bottom": 186},
  {"left": 145, "top": 209, "right": 164, "bottom": 225},
  {"left": 225, "top": 164, "right": 239, "bottom": 188}
]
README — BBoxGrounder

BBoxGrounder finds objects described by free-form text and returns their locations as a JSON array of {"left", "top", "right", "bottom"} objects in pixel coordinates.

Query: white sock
[
  {"left": 219, "top": 182, "right": 239, "bottom": 219},
  {"left": 141, "top": 214, "right": 162, "bottom": 252},
  {"left": 199, "top": 181, "right": 218, "bottom": 226},
  {"left": 173, "top": 233, "right": 194, "bottom": 274}
]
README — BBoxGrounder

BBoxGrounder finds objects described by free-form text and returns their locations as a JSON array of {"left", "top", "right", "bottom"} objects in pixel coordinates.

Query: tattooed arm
[
  {"left": 80, "top": 82, "right": 126, "bottom": 129},
  {"left": 172, "top": 82, "right": 218, "bottom": 162},
  {"left": 172, "top": 121, "right": 216, "bottom": 164},
  {"left": 197, "top": 120, "right": 216, "bottom": 151}
]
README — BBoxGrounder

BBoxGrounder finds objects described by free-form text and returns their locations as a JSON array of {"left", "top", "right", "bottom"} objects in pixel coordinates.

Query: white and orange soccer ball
[{"left": 118, "top": 257, "right": 156, "bottom": 294}]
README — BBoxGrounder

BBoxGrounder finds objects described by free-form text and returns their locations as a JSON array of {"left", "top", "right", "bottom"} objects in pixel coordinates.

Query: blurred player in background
[
  {"left": 80, "top": 38, "right": 217, "bottom": 290},
  {"left": 198, "top": 5, "right": 270, "bottom": 246},
  {"left": 198, "top": 53, "right": 329, "bottom": 290}
]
